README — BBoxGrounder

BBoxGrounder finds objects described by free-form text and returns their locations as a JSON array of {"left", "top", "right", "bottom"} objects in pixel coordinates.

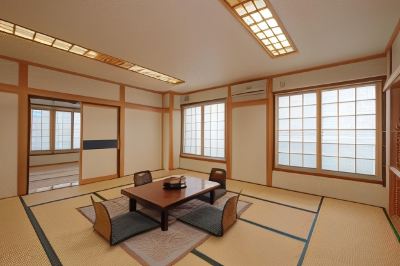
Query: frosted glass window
[
  {"left": 31, "top": 109, "right": 50, "bottom": 151},
  {"left": 183, "top": 102, "right": 225, "bottom": 159},
  {"left": 277, "top": 92, "right": 317, "bottom": 168},
  {"left": 73, "top": 112, "right": 81, "bottom": 149},
  {"left": 55, "top": 111, "right": 72, "bottom": 150},
  {"left": 204, "top": 103, "right": 225, "bottom": 158},
  {"left": 183, "top": 106, "right": 202, "bottom": 155},
  {"left": 276, "top": 83, "right": 377, "bottom": 177},
  {"left": 321, "top": 85, "right": 376, "bottom": 175}
]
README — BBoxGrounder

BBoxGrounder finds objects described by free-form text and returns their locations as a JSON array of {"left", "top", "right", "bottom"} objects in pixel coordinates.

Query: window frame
[
  {"left": 180, "top": 99, "right": 227, "bottom": 162},
  {"left": 274, "top": 81, "right": 383, "bottom": 183},
  {"left": 29, "top": 105, "right": 81, "bottom": 156}
]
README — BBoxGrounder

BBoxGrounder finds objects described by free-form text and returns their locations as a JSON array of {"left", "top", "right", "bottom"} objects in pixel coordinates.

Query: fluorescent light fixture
[
  {"left": 69, "top": 45, "right": 87, "bottom": 55},
  {"left": 0, "top": 18, "right": 184, "bottom": 84},
  {"left": 0, "top": 20, "right": 14, "bottom": 33},
  {"left": 34, "top": 33, "right": 54, "bottom": 45},
  {"left": 222, "top": 0, "right": 297, "bottom": 57},
  {"left": 15, "top": 25, "right": 34, "bottom": 40},
  {"left": 52, "top": 39, "right": 72, "bottom": 51}
]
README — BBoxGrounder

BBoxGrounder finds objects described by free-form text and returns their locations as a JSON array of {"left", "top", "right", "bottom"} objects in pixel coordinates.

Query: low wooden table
[{"left": 121, "top": 176, "right": 220, "bottom": 231}]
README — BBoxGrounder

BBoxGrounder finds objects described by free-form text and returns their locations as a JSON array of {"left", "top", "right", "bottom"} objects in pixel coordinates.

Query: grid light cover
[
  {"left": 0, "top": 19, "right": 184, "bottom": 85},
  {"left": 223, "top": 0, "right": 297, "bottom": 57}
]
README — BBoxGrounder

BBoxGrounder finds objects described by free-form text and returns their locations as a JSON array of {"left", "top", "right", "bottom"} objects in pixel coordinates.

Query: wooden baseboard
[{"left": 80, "top": 174, "right": 118, "bottom": 185}]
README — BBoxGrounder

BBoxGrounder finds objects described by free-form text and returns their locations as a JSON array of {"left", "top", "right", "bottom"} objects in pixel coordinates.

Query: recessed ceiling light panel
[
  {"left": 0, "top": 19, "right": 184, "bottom": 84},
  {"left": 222, "top": 0, "right": 297, "bottom": 57}
]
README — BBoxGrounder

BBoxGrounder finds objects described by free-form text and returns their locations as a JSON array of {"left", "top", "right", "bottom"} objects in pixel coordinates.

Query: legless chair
[
  {"left": 199, "top": 168, "right": 227, "bottom": 204},
  {"left": 178, "top": 193, "right": 240, "bottom": 236},
  {"left": 133, "top": 170, "right": 153, "bottom": 187},
  {"left": 91, "top": 196, "right": 158, "bottom": 245}
]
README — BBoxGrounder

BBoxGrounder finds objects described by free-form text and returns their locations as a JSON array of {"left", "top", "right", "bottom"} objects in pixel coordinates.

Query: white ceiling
[{"left": 0, "top": 0, "right": 399, "bottom": 92}]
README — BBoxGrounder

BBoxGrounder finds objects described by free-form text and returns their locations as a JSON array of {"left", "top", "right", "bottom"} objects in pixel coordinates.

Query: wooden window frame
[
  {"left": 274, "top": 80, "right": 384, "bottom": 184},
  {"left": 180, "top": 99, "right": 227, "bottom": 162},
  {"left": 29, "top": 105, "right": 81, "bottom": 156}
]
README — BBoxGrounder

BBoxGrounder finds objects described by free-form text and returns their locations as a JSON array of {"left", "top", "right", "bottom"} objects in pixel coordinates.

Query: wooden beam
[{"left": 18, "top": 63, "right": 29, "bottom": 195}]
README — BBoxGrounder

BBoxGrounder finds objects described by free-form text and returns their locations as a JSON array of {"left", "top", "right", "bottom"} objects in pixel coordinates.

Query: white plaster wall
[
  {"left": 124, "top": 108, "right": 162, "bottom": 175},
  {"left": 125, "top": 86, "right": 162, "bottom": 107},
  {"left": 232, "top": 105, "right": 267, "bottom": 185},
  {"left": 29, "top": 153, "right": 79, "bottom": 166},
  {"left": 28, "top": 66, "right": 120, "bottom": 100},
  {"left": 0, "top": 58, "right": 18, "bottom": 86},
  {"left": 273, "top": 58, "right": 386, "bottom": 92},
  {"left": 0, "top": 92, "right": 18, "bottom": 198}
]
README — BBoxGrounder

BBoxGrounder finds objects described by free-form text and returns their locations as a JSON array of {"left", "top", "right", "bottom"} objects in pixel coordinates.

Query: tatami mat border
[
  {"left": 382, "top": 208, "right": 400, "bottom": 242},
  {"left": 227, "top": 190, "right": 318, "bottom": 214},
  {"left": 191, "top": 249, "right": 223, "bottom": 266},
  {"left": 297, "top": 197, "right": 325, "bottom": 266},
  {"left": 19, "top": 196, "right": 62, "bottom": 266},
  {"left": 239, "top": 217, "right": 307, "bottom": 242}
]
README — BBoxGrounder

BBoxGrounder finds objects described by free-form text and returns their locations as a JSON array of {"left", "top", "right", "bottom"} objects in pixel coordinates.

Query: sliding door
[{"left": 80, "top": 103, "right": 119, "bottom": 184}]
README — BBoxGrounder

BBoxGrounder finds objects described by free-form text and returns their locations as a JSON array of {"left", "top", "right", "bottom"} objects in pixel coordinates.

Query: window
[
  {"left": 73, "top": 112, "right": 81, "bottom": 149},
  {"left": 31, "top": 109, "right": 50, "bottom": 151},
  {"left": 276, "top": 82, "right": 379, "bottom": 178},
  {"left": 321, "top": 86, "right": 376, "bottom": 175},
  {"left": 30, "top": 107, "right": 80, "bottom": 154},
  {"left": 182, "top": 102, "right": 226, "bottom": 159},
  {"left": 55, "top": 111, "right": 72, "bottom": 150},
  {"left": 277, "top": 92, "right": 317, "bottom": 168}
]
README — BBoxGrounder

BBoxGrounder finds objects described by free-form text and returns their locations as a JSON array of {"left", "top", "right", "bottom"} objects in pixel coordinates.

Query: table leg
[
  {"left": 210, "top": 191, "right": 215, "bottom": 205},
  {"left": 161, "top": 210, "right": 168, "bottom": 231},
  {"left": 129, "top": 198, "right": 137, "bottom": 212}
]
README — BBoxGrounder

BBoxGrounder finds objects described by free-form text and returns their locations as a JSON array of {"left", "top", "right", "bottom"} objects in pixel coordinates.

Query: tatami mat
[
  {"left": 0, "top": 197, "right": 50, "bottom": 266},
  {"left": 228, "top": 179, "right": 322, "bottom": 212},
  {"left": 197, "top": 220, "right": 305, "bottom": 265},
  {"left": 240, "top": 195, "right": 315, "bottom": 239},
  {"left": 303, "top": 198, "right": 400, "bottom": 266},
  {"left": 31, "top": 194, "right": 141, "bottom": 265}
]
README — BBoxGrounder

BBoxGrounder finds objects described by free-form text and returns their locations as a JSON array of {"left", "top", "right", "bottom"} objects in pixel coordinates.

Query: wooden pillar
[
  {"left": 168, "top": 93, "right": 174, "bottom": 170},
  {"left": 18, "top": 63, "right": 29, "bottom": 195},
  {"left": 267, "top": 79, "right": 274, "bottom": 186},
  {"left": 119, "top": 85, "right": 125, "bottom": 177},
  {"left": 226, "top": 86, "right": 232, "bottom": 178}
]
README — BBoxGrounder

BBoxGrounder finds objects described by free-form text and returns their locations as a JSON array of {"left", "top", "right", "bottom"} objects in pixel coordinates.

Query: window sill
[
  {"left": 180, "top": 154, "right": 226, "bottom": 163},
  {"left": 30, "top": 150, "right": 80, "bottom": 156},
  {"left": 274, "top": 166, "right": 383, "bottom": 185}
]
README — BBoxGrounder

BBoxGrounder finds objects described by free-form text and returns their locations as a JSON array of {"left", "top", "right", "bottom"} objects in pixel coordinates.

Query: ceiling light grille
[
  {"left": 222, "top": 0, "right": 297, "bottom": 57},
  {"left": 0, "top": 19, "right": 184, "bottom": 84}
]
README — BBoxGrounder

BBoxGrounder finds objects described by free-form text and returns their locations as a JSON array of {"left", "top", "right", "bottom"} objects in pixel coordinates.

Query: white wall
[
  {"left": 273, "top": 171, "right": 388, "bottom": 208},
  {"left": 232, "top": 105, "right": 267, "bottom": 185},
  {"left": 180, "top": 157, "right": 226, "bottom": 173},
  {"left": 125, "top": 86, "right": 162, "bottom": 107},
  {"left": 29, "top": 153, "right": 79, "bottom": 167},
  {"left": 0, "top": 92, "right": 18, "bottom": 198},
  {"left": 273, "top": 57, "right": 386, "bottom": 92},
  {"left": 272, "top": 57, "right": 388, "bottom": 207},
  {"left": 0, "top": 58, "right": 18, "bottom": 85},
  {"left": 28, "top": 66, "right": 120, "bottom": 100},
  {"left": 124, "top": 108, "right": 162, "bottom": 175},
  {"left": 180, "top": 87, "right": 228, "bottom": 105},
  {"left": 392, "top": 34, "right": 400, "bottom": 72}
]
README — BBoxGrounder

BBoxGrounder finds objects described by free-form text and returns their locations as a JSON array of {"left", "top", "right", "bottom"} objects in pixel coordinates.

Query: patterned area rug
[{"left": 78, "top": 192, "right": 251, "bottom": 266}]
